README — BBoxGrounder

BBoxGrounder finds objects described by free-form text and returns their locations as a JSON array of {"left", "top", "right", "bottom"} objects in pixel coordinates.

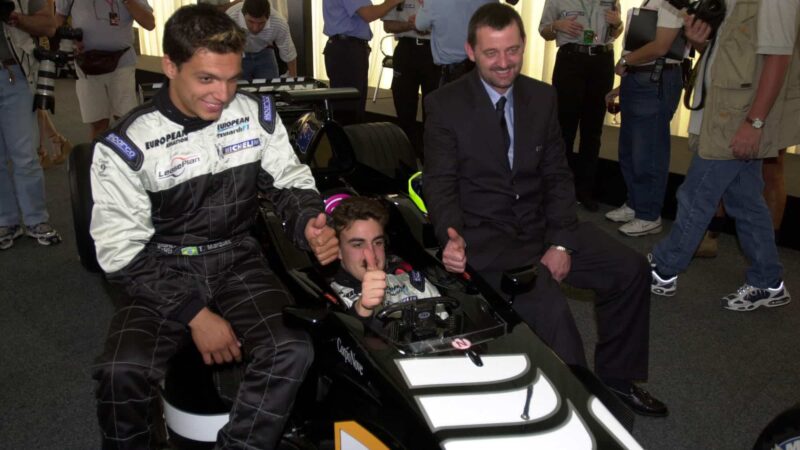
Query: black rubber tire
[
  {"left": 753, "top": 403, "right": 800, "bottom": 450},
  {"left": 343, "top": 122, "right": 417, "bottom": 182},
  {"left": 67, "top": 143, "right": 102, "bottom": 272}
]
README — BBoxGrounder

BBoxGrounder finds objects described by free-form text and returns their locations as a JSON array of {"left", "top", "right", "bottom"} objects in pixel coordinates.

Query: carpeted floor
[{"left": 1, "top": 78, "right": 799, "bottom": 449}]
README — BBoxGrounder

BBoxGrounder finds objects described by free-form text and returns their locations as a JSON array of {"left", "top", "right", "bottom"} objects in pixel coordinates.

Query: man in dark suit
[{"left": 423, "top": 3, "right": 667, "bottom": 417}]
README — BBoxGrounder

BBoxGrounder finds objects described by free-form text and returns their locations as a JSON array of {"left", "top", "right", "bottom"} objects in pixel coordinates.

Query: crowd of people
[{"left": 0, "top": 0, "right": 797, "bottom": 448}]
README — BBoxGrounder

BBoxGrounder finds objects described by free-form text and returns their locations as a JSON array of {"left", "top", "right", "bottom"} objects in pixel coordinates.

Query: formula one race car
[{"left": 68, "top": 78, "right": 643, "bottom": 450}]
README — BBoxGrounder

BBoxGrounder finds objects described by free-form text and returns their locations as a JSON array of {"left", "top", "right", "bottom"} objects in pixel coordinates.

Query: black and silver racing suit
[{"left": 90, "top": 86, "right": 321, "bottom": 449}]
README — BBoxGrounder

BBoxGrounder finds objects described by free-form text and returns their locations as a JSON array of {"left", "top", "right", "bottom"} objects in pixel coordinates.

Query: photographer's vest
[
  {"left": 2, "top": 0, "right": 40, "bottom": 90},
  {"left": 698, "top": 0, "right": 800, "bottom": 159}
]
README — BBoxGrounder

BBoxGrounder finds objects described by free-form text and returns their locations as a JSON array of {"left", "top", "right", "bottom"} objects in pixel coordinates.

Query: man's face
[
  {"left": 338, "top": 219, "right": 387, "bottom": 282},
  {"left": 244, "top": 14, "right": 267, "bottom": 34},
  {"left": 162, "top": 49, "right": 241, "bottom": 121},
  {"left": 465, "top": 22, "right": 525, "bottom": 94}
]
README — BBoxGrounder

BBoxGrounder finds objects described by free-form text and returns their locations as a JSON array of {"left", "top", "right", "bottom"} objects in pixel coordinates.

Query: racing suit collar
[
  {"left": 333, "top": 268, "right": 361, "bottom": 294},
  {"left": 153, "top": 82, "right": 215, "bottom": 134}
]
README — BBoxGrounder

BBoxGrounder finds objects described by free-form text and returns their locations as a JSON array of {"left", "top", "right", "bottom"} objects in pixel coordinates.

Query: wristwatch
[
  {"left": 617, "top": 56, "right": 628, "bottom": 67},
  {"left": 550, "top": 245, "right": 572, "bottom": 255},
  {"left": 746, "top": 117, "right": 765, "bottom": 129}
]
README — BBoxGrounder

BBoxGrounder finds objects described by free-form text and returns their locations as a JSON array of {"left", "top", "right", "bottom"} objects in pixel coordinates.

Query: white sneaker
[
  {"left": 605, "top": 204, "right": 635, "bottom": 223},
  {"left": 648, "top": 253, "right": 677, "bottom": 296},
  {"left": 619, "top": 218, "right": 662, "bottom": 237},
  {"left": 721, "top": 282, "right": 791, "bottom": 311}
]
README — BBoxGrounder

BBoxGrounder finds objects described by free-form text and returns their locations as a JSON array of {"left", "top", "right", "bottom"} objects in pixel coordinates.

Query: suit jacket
[{"left": 423, "top": 70, "right": 579, "bottom": 272}]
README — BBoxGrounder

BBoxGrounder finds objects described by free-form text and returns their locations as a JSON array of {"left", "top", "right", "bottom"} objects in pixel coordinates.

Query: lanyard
[{"left": 578, "top": 0, "right": 596, "bottom": 29}]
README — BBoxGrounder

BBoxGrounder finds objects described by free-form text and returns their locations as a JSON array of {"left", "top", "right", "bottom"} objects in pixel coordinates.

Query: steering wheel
[
  {"left": 375, "top": 297, "right": 461, "bottom": 341},
  {"left": 375, "top": 296, "right": 460, "bottom": 321}
]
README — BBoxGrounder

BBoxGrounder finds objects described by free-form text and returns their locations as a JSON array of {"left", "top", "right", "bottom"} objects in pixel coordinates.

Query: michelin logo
[
  {"left": 222, "top": 138, "right": 260, "bottom": 155},
  {"left": 158, "top": 154, "right": 201, "bottom": 179}
]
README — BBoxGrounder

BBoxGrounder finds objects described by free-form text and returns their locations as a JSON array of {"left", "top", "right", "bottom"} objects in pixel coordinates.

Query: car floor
[{"left": 2, "top": 79, "right": 799, "bottom": 449}]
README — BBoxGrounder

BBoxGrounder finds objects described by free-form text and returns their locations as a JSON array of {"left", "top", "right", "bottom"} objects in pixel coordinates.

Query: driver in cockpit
[{"left": 329, "top": 196, "right": 440, "bottom": 318}]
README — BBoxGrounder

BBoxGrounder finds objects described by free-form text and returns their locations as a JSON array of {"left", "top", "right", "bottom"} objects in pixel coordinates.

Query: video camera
[{"left": 666, "top": 0, "right": 726, "bottom": 37}]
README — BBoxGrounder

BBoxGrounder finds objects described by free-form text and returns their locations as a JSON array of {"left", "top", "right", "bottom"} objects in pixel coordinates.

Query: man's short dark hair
[
  {"left": 332, "top": 197, "right": 389, "bottom": 237},
  {"left": 467, "top": 3, "right": 526, "bottom": 48},
  {"left": 163, "top": 4, "right": 246, "bottom": 67},
  {"left": 242, "top": 0, "right": 271, "bottom": 19}
]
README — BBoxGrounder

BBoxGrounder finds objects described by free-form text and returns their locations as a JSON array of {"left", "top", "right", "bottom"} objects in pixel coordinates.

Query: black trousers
[
  {"left": 481, "top": 222, "right": 650, "bottom": 381},
  {"left": 390, "top": 38, "right": 439, "bottom": 160},
  {"left": 324, "top": 38, "right": 370, "bottom": 125},
  {"left": 438, "top": 59, "right": 475, "bottom": 87},
  {"left": 92, "top": 237, "right": 313, "bottom": 449},
  {"left": 552, "top": 48, "right": 615, "bottom": 197}
]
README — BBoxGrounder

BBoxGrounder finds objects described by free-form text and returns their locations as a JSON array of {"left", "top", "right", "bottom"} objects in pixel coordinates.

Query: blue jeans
[
  {"left": 618, "top": 67, "right": 682, "bottom": 221},
  {"left": 0, "top": 65, "right": 48, "bottom": 227},
  {"left": 653, "top": 153, "right": 782, "bottom": 288},
  {"left": 242, "top": 47, "right": 279, "bottom": 80}
]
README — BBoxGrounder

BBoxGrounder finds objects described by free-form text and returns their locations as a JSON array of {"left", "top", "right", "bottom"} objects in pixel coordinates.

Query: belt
[
  {"left": 626, "top": 63, "right": 681, "bottom": 73},
  {"left": 151, "top": 238, "right": 238, "bottom": 256},
  {"left": 328, "top": 34, "right": 369, "bottom": 43},
  {"left": 398, "top": 37, "right": 430, "bottom": 46},
  {"left": 560, "top": 43, "right": 612, "bottom": 56},
  {"left": 1, "top": 58, "right": 18, "bottom": 67}
]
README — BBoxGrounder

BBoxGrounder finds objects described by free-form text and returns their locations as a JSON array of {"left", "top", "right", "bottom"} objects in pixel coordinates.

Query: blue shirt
[
  {"left": 414, "top": 0, "right": 497, "bottom": 65},
  {"left": 323, "top": 0, "right": 374, "bottom": 41},
  {"left": 480, "top": 78, "right": 515, "bottom": 168}
]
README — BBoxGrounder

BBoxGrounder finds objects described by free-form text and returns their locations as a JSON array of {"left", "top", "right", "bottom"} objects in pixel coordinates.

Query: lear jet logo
[
  {"left": 336, "top": 338, "right": 364, "bottom": 376},
  {"left": 158, "top": 154, "right": 201, "bottom": 179}
]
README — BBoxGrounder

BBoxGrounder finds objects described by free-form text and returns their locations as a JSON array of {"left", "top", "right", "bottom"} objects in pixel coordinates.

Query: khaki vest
[
  {"left": 698, "top": 0, "right": 800, "bottom": 159},
  {"left": 2, "top": 0, "right": 40, "bottom": 90}
]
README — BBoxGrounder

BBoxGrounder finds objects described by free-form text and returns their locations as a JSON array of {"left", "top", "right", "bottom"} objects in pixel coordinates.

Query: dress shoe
[
  {"left": 609, "top": 384, "right": 669, "bottom": 417},
  {"left": 576, "top": 191, "right": 599, "bottom": 212}
]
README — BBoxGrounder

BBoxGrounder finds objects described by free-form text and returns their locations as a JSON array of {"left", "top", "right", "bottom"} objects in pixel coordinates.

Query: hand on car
[
  {"left": 189, "top": 307, "right": 242, "bottom": 365},
  {"left": 357, "top": 250, "right": 386, "bottom": 317},
  {"left": 442, "top": 227, "right": 467, "bottom": 273},
  {"left": 305, "top": 213, "right": 339, "bottom": 265},
  {"left": 540, "top": 246, "right": 571, "bottom": 283}
]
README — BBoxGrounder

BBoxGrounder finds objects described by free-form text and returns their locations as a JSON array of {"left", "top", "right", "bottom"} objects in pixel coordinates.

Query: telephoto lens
[{"left": 33, "top": 47, "right": 70, "bottom": 113}]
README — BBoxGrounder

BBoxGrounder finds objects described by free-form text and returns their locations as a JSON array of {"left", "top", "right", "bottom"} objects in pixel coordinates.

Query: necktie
[{"left": 496, "top": 96, "right": 510, "bottom": 154}]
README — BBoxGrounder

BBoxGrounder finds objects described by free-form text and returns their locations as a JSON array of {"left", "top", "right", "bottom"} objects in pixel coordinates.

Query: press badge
[{"left": 109, "top": 11, "right": 120, "bottom": 26}]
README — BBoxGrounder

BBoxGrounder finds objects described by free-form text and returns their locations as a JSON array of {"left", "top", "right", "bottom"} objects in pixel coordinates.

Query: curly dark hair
[
  {"left": 162, "top": 4, "right": 246, "bottom": 67},
  {"left": 331, "top": 197, "right": 389, "bottom": 237}
]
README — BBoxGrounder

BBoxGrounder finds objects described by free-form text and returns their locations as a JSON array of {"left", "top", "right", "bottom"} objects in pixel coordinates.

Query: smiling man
[
  {"left": 423, "top": 3, "right": 668, "bottom": 418},
  {"left": 88, "top": 5, "right": 338, "bottom": 449}
]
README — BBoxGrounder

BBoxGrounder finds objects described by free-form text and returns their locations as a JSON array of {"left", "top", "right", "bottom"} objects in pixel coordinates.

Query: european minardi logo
[
  {"left": 217, "top": 117, "right": 250, "bottom": 133},
  {"left": 145, "top": 130, "right": 188, "bottom": 150}
]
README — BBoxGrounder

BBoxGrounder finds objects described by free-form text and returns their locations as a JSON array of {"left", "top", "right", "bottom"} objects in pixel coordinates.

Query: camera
[
  {"left": 0, "top": 1, "right": 14, "bottom": 23},
  {"left": 33, "top": 47, "right": 71, "bottom": 112},
  {"left": 666, "top": 0, "right": 726, "bottom": 36},
  {"left": 54, "top": 25, "right": 83, "bottom": 42}
]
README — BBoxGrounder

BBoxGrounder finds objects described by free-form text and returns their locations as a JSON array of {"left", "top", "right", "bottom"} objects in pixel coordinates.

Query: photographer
[
  {"left": 604, "top": 0, "right": 684, "bottom": 237},
  {"left": 55, "top": 0, "right": 154, "bottom": 140},
  {"left": 649, "top": 0, "right": 799, "bottom": 311},
  {"left": 0, "top": 0, "right": 62, "bottom": 251}
]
